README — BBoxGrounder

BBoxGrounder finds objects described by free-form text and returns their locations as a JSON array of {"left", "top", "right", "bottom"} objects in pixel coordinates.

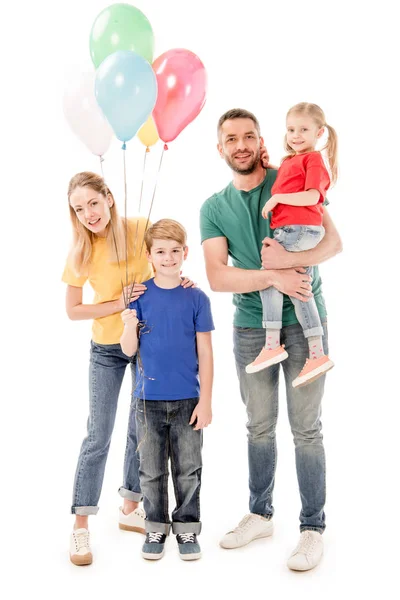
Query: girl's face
[
  {"left": 69, "top": 186, "right": 113, "bottom": 235},
  {"left": 286, "top": 114, "right": 324, "bottom": 154}
]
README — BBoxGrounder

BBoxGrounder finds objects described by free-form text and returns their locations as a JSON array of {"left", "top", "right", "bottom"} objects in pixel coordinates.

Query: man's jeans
[
  {"left": 71, "top": 342, "right": 142, "bottom": 515},
  {"left": 233, "top": 323, "right": 328, "bottom": 532},
  {"left": 260, "top": 225, "right": 325, "bottom": 338},
  {"left": 136, "top": 398, "right": 202, "bottom": 535}
]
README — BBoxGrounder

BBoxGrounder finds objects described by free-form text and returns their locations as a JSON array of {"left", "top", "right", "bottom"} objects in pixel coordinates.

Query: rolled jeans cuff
[
  {"left": 145, "top": 521, "right": 171, "bottom": 535},
  {"left": 172, "top": 521, "right": 202, "bottom": 535},
  {"left": 303, "top": 326, "right": 324, "bottom": 339},
  {"left": 72, "top": 506, "right": 99, "bottom": 516},
  {"left": 262, "top": 321, "right": 282, "bottom": 330},
  {"left": 118, "top": 486, "right": 143, "bottom": 502}
]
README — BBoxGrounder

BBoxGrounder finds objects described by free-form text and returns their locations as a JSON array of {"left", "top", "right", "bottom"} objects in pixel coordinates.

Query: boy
[{"left": 120, "top": 219, "right": 214, "bottom": 561}]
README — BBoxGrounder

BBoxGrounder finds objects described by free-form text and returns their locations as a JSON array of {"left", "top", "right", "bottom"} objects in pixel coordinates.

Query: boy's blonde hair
[
  {"left": 144, "top": 219, "right": 187, "bottom": 252},
  {"left": 284, "top": 102, "right": 338, "bottom": 184}
]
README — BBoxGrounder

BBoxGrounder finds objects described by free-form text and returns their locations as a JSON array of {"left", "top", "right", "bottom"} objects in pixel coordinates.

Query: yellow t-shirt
[{"left": 62, "top": 217, "right": 153, "bottom": 344}]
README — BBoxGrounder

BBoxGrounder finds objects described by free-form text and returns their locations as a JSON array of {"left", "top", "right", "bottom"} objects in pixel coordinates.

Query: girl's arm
[
  {"left": 120, "top": 309, "right": 139, "bottom": 357},
  {"left": 189, "top": 332, "right": 213, "bottom": 430},
  {"left": 272, "top": 189, "right": 320, "bottom": 206},
  {"left": 65, "top": 283, "right": 146, "bottom": 321}
]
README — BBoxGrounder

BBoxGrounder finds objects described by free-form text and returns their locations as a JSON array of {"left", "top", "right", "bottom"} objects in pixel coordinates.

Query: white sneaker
[
  {"left": 118, "top": 506, "right": 145, "bottom": 534},
  {"left": 70, "top": 528, "right": 92, "bottom": 566},
  {"left": 219, "top": 514, "right": 273, "bottom": 549},
  {"left": 287, "top": 530, "right": 323, "bottom": 571}
]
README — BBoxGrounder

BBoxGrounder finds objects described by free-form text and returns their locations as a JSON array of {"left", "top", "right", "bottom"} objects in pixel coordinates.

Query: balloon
[
  {"left": 138, "top": 116, "right": 159, "bottom": 148},
  {"left": 152, "top": 49, "right": 207, "bottom": 144},
  {"left": 63, "top": 70, "right": 113, "bottom": 156},
  {"left": 95, "top": 50, "right": 158, "bottom": 143},
  {"left": 90, "top": 3, "right": 154, "bottom": 68}
]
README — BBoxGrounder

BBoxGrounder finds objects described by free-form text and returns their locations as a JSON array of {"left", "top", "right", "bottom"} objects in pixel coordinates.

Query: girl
[
  {"left": 246, "top": 103, "right": 337, "bottom": 388},
  {"left": 63, "top": 172, "right": 194, "bottom": 565}
]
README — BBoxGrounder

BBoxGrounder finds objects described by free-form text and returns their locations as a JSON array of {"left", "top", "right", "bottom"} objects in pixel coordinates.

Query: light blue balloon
[{"left": 95, "top": 50, "right": 157, "bottom": 143}]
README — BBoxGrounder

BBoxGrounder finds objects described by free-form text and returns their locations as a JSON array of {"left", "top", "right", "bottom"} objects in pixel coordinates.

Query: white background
[{"left": 1, "top": 0, "right": 399, "bottom": 598}]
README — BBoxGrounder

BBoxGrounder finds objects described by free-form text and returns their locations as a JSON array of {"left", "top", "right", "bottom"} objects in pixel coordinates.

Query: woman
[{"left": 63, "top": 171, "right": 193, "bottom": 566}]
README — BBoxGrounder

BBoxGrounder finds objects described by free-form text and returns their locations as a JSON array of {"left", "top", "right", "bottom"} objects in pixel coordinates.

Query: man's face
[{"left": 218, "top": 118, "right": 263, "bottom": 175}]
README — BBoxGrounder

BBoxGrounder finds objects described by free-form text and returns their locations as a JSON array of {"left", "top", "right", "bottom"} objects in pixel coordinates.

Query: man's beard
[{"left": 225, "top": 149, "right": 261, "bottom": 175}]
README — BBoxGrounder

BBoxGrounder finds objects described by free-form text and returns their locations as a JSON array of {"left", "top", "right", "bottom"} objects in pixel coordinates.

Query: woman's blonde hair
[
  {"left": 284, "top": 102, "right": 338, "bottom": 184},
  {"left": 67, "top": 171, "right": 133, "bottom": 276},
  {"left": 144, "top": 219, "right": 187, "bottom": 252}
]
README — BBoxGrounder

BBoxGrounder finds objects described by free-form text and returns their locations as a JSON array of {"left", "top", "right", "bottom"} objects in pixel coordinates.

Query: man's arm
[
  {"left": 202, "top": 237, "right": 313, "bottom": 301},
  {"left": 261, "top": 208, "right": 343, "bottom": 270}
]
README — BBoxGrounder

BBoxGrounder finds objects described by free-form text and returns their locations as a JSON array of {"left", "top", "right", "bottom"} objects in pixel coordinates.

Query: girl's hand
[
  {"left": 121, "top": 308, "right": 139, "bottom": 328},
  {"left": 260, "top": 145, "right": 270, "bottom": 169},
  {"left": 118, "top": 283, "right": 147, "bottom": 309},
  {"left": 262, "top": 196, "right": 278, "bottom": 219},
  {"left": 180, "top": 275, "right": 196, "bottom": 288}
]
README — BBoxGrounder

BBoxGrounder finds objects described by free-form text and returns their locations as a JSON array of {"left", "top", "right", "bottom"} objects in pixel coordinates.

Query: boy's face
[{"left": 147, "top": 238, "right": 188, "bottom": 276}]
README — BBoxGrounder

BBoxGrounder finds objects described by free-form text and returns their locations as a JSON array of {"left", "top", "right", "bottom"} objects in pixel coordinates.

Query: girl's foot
[
  {"left": 245, "top": 345, "right": 288, "bottom": 374},
  {"left": 292, "top": 356, "right": 334, "bottom": 388}
]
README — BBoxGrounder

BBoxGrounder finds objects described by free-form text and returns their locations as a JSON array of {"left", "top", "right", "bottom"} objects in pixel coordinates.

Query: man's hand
[
  {"left": 262, "top": 196, "right": 279, "bottom": 219},
  {"left": 270, "top": 269, "right": 312, "bottom": 302},
  {"left": 262, "top": 237, "right": 295, "bottom": 270},
  {"left": 189, "top": 400, "right": 212, "bottom": 430}
]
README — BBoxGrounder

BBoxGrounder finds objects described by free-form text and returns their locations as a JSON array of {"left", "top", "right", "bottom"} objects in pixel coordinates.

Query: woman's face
[{"left": 69, "top": 186, "right": 113, "bottom": 235}]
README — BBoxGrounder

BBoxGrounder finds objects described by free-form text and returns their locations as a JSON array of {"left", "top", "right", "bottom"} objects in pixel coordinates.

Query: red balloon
[{"left": 152, "top": 49, "right": 207, "bottom": 143}]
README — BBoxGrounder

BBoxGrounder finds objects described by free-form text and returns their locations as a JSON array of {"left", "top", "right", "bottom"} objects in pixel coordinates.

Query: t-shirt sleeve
[
  {"left": 128, "top": 299, "right": 143, "bottom": 322},
  {"left": 304, "top": 153, "right": 330, "bottom": 202},
  {"left": 61, "top": 262, "right": 87, "bottom": 287},
  {"left": 195, "top": 292, "right": 215, "bottom": 332},
  {"left": 200, "top": 198, "right": 225, "bottom": 243}
]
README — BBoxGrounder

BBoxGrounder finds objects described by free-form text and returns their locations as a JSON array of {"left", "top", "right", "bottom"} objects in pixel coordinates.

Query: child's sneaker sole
[
  {"left": 179, "top": 551, "right": 202, "bottom": 561},
  {"left": 292, "top": 360, "right": 334, "bottom": 388},
  {"left": 142, "top": 549, "right": 165, "bottom": 560},
  {"left": 246, "top": 350, "right": 288, "bottom": 374}
]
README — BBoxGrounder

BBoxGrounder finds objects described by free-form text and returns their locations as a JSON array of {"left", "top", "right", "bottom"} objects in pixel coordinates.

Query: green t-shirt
[{"left": 200, "top": 169, "right": 327, "bottom": 328}]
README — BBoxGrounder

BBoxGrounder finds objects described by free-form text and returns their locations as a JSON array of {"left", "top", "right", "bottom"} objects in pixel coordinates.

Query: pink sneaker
[
  {"left": 292, "top": 355, "right": 334, "bottom": 388},
  {"left": 245, "top": 345, "right": 288, "bottom": 374}
]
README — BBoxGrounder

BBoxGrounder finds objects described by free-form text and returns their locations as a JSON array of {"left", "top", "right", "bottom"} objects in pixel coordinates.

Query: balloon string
[
  {"left": 123, "top": 143, "right": 128, "bottom": 305},
  {"left": 139, "top": 144, "right": 166, "bottom": 259},
  {"left": 129, "top": 146, "right": 149, "bottom": 301}
]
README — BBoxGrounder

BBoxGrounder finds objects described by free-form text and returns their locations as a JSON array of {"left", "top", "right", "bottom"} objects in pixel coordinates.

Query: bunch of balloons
[{"left": 63, "top": 3, "right": 207, "bottom": 156}]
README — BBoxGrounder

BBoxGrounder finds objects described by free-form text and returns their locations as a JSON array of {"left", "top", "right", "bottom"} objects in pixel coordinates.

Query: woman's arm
[{"left": 65, "top": 283, "right": 147, "bottom": 321}]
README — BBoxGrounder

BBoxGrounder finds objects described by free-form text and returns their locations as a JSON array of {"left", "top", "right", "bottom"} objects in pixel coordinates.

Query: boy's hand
[
  {"left": 189, "top": 400, "right": 212, "bottom": 430},
  {"left": 121, "top": 308, "right": 139, "bottom": 328},
  {"left": 261, "top": 196, "right": 279, "bottom": 219}
]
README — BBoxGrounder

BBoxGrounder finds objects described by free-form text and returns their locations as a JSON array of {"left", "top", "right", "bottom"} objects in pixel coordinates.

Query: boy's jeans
[
  {"left": 136, "top": 398, "right": 202, "bottom": 535},
  {"left": 71, "top": 342, "right": 142, "bottom": 515},
  {"left": 260, "top": 225, "right": 325, "bottom": 338},
  {"left": 233, "top": 323, "right": 328, "bottom": 532}
]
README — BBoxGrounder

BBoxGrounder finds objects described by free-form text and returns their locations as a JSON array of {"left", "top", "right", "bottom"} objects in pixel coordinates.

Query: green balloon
[{"left": 90, "top": 3, "right": 154, "bottom": 68}]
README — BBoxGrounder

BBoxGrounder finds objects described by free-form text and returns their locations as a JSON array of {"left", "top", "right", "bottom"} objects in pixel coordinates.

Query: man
[{"left": 200, "top": 108, "right": 342, "bottom": 571}]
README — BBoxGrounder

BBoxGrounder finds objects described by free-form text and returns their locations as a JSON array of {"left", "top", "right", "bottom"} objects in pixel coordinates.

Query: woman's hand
[
  {"left": 180, "top": 275, "right": 196, "bottom": 288},
  {"left": 118, "top": 282, "right": 147, "bottom": 309}
]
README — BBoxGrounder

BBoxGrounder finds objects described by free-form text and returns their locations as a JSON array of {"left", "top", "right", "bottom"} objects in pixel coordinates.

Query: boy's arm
[
  {"left": 189, "top": 331, "right": 213, "bottom": 430},
  {"left": 120, "top": 309, "right": 139, "bottom": 357},
  {"left": 261, "top": 208, "right": 343, "bottom": 269}
]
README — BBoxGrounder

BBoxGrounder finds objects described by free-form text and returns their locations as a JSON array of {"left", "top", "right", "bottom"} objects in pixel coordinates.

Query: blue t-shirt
[{"left": 129, "top": 278, "right": 214, "bottom": 400}]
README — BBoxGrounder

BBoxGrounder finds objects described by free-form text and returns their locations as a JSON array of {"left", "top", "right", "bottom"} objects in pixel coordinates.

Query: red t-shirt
[{"left": 270, "top": 151, "right": 330, "bottom": 228}]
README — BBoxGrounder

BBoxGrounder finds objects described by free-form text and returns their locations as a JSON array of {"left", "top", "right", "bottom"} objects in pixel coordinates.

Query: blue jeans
[
  {"left": 71, "top": 342, "right": 142, "bottom": 515},
  {"left": 260, "top": 225, "right": 325, "bottom": 338},
  {"left": 233, "top": 323, "right": 328, "bottom": 532},
  {"left": 136, "top": 398, "right": 202, "bottom": 535}
]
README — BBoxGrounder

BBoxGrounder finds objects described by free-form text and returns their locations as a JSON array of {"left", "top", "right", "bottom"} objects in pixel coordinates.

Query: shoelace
[
  {"left": 178, "top": 533, "right": 195, "bottom": 543},
  {"left": 148, "top": 532, "right": 164, "bottom": 543},
  {"left": 74, "top": 530, "right": 90, "bottom": 551},
  {"left": 229, "top": 514, "right": 255, "bottom": 535},
  {"left": 294, "top": 531, "right": 317, "bottom": 556}
]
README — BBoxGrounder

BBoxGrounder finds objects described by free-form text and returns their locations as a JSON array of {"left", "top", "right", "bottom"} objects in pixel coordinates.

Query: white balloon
[{"left": 63, "top": 70, "right": 113, "bottom": 156}]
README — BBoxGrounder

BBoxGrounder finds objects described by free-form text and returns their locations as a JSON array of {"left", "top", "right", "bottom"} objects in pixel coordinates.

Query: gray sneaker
[
  {"left": 142, "top": 532, "right": 167, "bottom": 560},
  {"left": 176, "top": 533, "right": 201, "bottom": 560}
]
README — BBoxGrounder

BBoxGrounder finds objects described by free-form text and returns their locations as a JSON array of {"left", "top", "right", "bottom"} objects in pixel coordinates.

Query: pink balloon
[{"left": 152, "top": 49, "right": 207, "bottom": 143}]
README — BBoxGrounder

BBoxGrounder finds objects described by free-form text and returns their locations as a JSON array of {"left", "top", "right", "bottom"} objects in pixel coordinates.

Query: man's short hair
[{"left": 217, "top": 108, "right": 261, "bottom": 140}]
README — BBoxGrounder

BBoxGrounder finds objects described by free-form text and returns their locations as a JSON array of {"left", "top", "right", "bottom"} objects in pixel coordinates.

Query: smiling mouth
[{"left": 88, "top": 218, "right": 101, "bottom": 225}]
